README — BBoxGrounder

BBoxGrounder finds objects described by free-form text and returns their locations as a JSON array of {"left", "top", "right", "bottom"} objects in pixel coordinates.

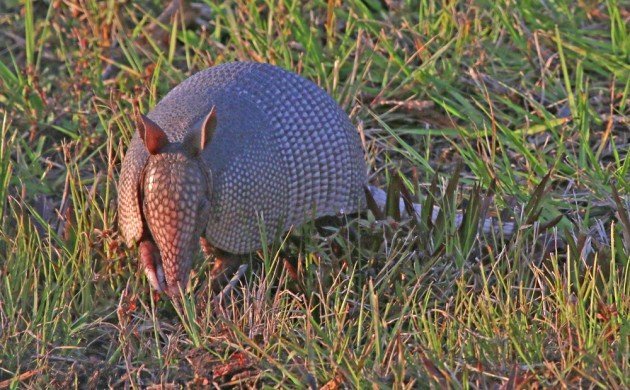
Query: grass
[{"left": 0, "top": 0, "right": 628, "bottom": 387}]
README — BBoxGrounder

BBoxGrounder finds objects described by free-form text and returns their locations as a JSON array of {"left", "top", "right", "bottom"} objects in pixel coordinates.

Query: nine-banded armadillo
[{"left": 118, "top": 62, "right": 367, "bottom": 296}]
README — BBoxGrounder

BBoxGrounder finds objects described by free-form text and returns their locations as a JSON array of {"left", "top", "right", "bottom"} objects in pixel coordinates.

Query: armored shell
[{"left": 119, "top": 62, "right": 367, "bottom": 255}]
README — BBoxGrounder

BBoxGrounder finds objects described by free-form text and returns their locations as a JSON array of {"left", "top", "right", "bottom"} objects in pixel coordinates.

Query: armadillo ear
[
  {"left": 138, "top": 114, "right": 168, "bottom": 155},
  {"left": 200, "top": 106, "right": 217, "bottom": 150},
  {"left": 184, "top": 106, "right": 217, "bottom": 156}
]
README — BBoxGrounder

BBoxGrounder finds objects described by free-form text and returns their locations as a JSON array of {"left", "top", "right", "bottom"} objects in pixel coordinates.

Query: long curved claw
[{"left": 139, "top": 240, "right": 167, "bottom": 293}]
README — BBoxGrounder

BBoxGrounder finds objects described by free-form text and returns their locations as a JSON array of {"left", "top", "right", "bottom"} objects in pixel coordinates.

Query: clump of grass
[{"left": 0, "top": 0, "right": 628, "bottom": 387}]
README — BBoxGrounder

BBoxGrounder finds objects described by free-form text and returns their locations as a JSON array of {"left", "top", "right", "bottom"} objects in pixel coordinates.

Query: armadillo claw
[{"left": 139, "top": 240, "right": 167, "bottom": 293}]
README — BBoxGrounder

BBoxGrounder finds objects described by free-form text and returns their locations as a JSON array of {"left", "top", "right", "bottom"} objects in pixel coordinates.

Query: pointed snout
[
  {"left": 162, "top": 252, "right": 193, "bottom": 297},
  {"left": 139, "top": 239, "right": 194, "bottom": 297}
]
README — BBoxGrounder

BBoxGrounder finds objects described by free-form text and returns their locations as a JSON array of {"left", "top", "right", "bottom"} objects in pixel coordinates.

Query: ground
[{"left": 0, "top": 0, "right": 628, "bottom": 388}]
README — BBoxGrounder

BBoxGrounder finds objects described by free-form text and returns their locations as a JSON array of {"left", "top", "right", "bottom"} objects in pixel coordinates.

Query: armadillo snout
[{"left": 142, "top": 154, "right": 210, "bottom": 296}]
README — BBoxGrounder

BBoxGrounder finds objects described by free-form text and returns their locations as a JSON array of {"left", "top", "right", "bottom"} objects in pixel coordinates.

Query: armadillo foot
[
  {"left": 210, "top": 252, "right": 243, "bottom": 293},
  {"left": 199, "top": 236, "right": 216, "bottom": 257},
  {"left": 139, "top": 240, "right": 166, "bottom": 293}
]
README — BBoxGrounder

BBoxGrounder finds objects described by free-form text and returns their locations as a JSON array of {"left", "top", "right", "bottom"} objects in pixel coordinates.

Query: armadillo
[{"left": 118, "top": 62, "right": 367, "bottom": 296}]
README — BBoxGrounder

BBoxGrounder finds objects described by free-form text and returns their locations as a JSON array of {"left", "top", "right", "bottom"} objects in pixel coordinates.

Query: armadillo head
[{"left": 137, "top": 108, "right": 216, "bottom": 297}]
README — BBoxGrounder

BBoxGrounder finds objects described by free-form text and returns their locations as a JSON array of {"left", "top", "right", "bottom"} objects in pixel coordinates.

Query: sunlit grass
[{"left": 0, "top": 0, "right": 628, "bottom": 387}]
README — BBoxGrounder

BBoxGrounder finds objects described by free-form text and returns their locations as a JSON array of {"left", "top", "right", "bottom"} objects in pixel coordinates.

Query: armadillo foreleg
[
  {"left": 209, "top": 249, "right": 244, "bottom": 293},
  {"left": 139, "top": 240, "right": 167, "bottom": 292}
]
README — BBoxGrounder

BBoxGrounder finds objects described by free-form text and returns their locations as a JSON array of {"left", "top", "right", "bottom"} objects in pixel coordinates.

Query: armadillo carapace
[{"left": 118, "top": 62, "right": 367, "bottom": 296}]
